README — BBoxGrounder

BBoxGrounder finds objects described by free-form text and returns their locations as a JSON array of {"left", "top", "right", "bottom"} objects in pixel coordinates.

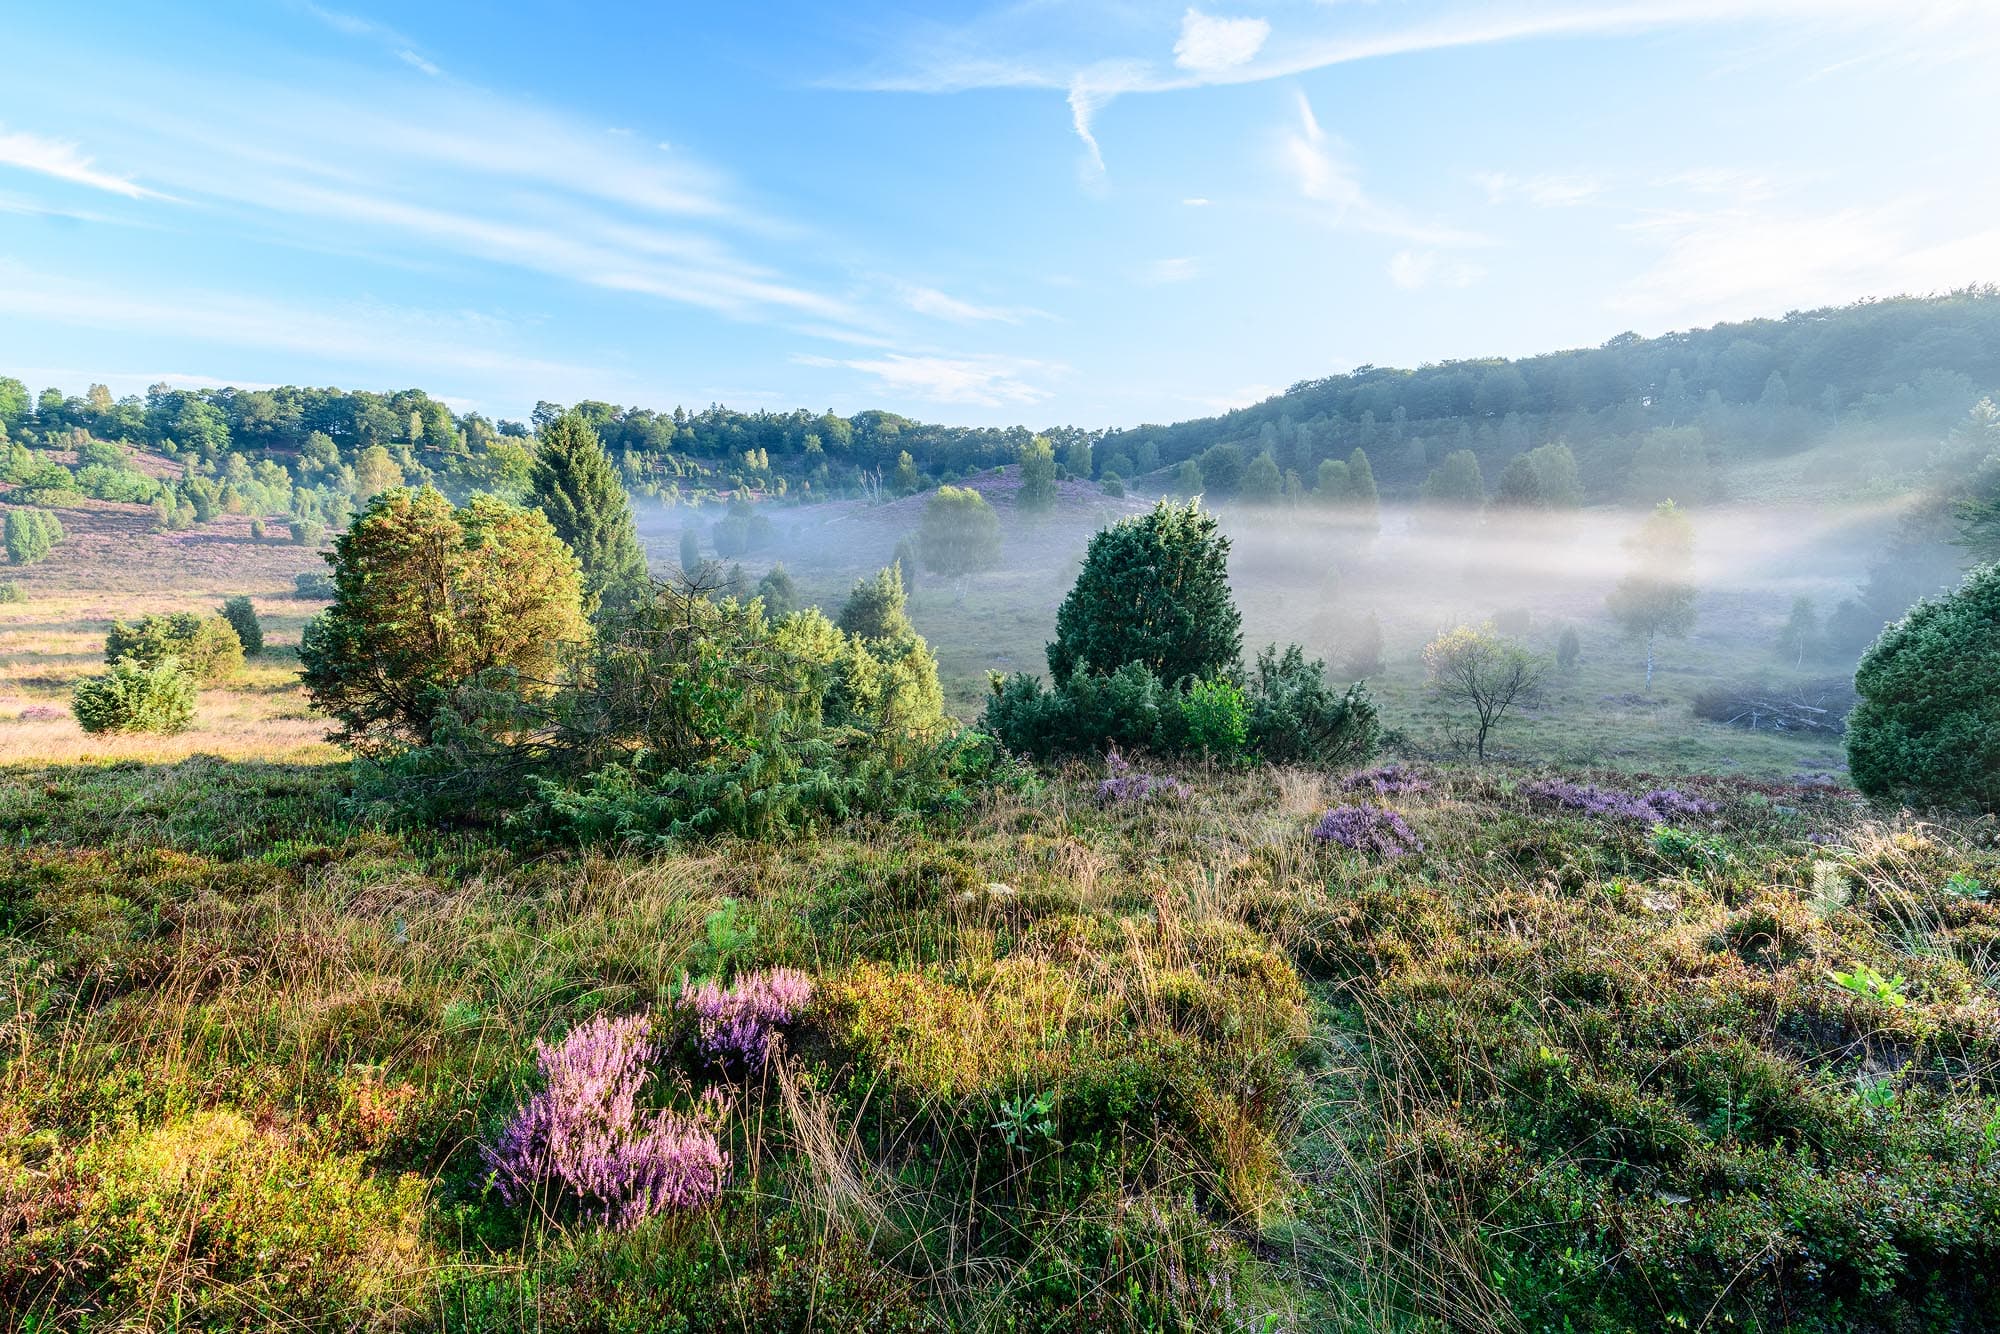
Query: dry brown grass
[{"left": 1, "top": 499, "right": 341, "bottom": 763}]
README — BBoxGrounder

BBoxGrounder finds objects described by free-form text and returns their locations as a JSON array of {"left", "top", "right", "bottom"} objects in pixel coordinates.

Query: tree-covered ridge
[
  {"left": 1097, "top": 287, "right": 2000, "bottom": 500},
  {"left": 5, "top": 290, "right": 1999, "bottom": 523}
]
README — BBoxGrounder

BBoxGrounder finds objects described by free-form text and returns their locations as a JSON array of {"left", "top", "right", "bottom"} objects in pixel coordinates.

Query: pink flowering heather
[
  {"left": 1096, "top": 747, "right": 1190, "bottom": 805},
  {"left": 1312, "top": 804, "right": 1423, "bottom": 858},
  {"left": 1342, "top": 764, "right": 1432, "bottom": 796},
  {"left": 483, "top": 1013, "right": 726, "bottom": 1229},
  {"left": 683, "top": 968, "right": 814, "bottom": 1069},
  {"left": 1522, "top": 778, "right": 1716, "bottom": 823}
]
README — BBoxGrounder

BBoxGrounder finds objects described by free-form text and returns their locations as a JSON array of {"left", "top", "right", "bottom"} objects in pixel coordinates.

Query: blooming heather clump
[
  {"left": 1096, "top": 748, "right": 1189, "bottom": 805},
  {"left": 483, "top": 1014, "right": 725, "bottom": 1228},
  {"left": 684, "top": 968, "right": 815, "bottom": 1069},
  {"left": 1341, "top": 764, "right": 1432, "bottom": 796},
  {"left": 1312, "top": 804, "right": 1423, "bottom": 858},
  {"left": 1523, "top": 778, "right": 1716, "bottom": 823}
]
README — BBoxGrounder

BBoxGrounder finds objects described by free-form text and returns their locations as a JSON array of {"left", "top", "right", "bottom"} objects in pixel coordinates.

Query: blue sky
[{"left": 2, "top": 1, "right": 1997, "bottom": 428}]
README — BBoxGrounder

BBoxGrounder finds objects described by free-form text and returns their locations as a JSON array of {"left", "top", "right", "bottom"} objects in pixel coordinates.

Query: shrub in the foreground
[
  {"left": 1244, "top": 642, "right": 1379, "bottom": 767},
  {"left": 984, "top": 645, "right": 1375, "bottom": 769},
  {"left": 1047, "top": 499, "right": 1241, "bottom": 683},
  {"left": 1847, "top": 561, "right": 2000, "bottom": 810},
  {"left": 218, "top": 595, "right": 264, "bottom": 655},
  {"left": 0, "top": 580, "right": 21, "bottom": 603},
  {"left": 4, "top": 506, "right": 63, "bottom": 565},
  {"left": 682, "top": 969, "right": 814, "bottom": 1069},
  {"left": 300, "top": 487, "right": 587, "bottom": 752},
  {"left": 104, "top": 611, "right": 243, "bottom": 685},
  {"left": 369, "top": 577, "right": 1003, "bottom": 843},
  {"left": 1157, "top": 675, "right": 1248, "bottom": 760},
  {"left": 484, "top": 1014, "right": 726, "bottom": 1230},
  {"left": 72, "top": 656, "right": 199, "bottom": 734}
]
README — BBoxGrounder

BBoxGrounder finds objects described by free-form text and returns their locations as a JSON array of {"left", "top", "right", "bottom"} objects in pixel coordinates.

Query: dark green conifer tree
[{"left": 529, "top": 411, "right": 649, "bottom": 615}]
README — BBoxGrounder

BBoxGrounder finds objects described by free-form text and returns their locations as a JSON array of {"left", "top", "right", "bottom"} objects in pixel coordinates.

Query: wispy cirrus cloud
[
  {"left": 0, "top": 124, "right": 163, "bottom": 199},
  {"left": 844, "top": 1, "right": 2000, "bottom": 179},
  {"left": 899, "top": 283, "right": 1047, "bottom": 325},
  {"left": 297, "top": 2, "right": 442, "bottom": 76},
  {"left": 794, "top": 351, "right": 1062, "bottom": 407},
  {"left": 0, "top": 261, "right": 601, "bottom": 384},
  {"left": 1284, "top": 93, "right": 1487, "bottom": 248}
]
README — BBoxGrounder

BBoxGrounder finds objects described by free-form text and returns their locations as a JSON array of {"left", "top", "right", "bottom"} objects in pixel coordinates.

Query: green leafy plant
[{"left": 1829, "top": 960, "right": 1910, "bottom": 1008}]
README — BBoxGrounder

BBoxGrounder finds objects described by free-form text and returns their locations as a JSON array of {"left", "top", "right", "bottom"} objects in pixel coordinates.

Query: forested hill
[
  {"left": 1096, "top": 288, "right": 2000, "bottom": 502},
  {"left": 4, "top": 290, "right": 1998, "bottom": 524}
]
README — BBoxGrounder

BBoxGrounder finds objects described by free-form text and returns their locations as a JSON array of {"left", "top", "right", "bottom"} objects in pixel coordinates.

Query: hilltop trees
[
  {"left": 1607, "top": 501, "right": 1698, "bottom": 689},
  {"left": 529, "top": 412, "right": 650, "bottom": 615},
  {"left": 1047, "top": 500, "right": 1240, "bottom": 684},
  {"left": 300, "top": 487, "right": 587, "bottom": 752},
  {"left": 918, "top": 485, "right": 1002, "bottom": 601},
  {"left": 1847, "top": 562, "right": 2000, "bottom": 811}
]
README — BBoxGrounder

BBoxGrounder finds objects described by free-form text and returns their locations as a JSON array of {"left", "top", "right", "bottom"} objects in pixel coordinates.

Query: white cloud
[
  {"left": 795, "top": 351, "right": 1060, "bottom": 407},
  {"left": 1474, "top": 170, "right": 1604, "bottom": 208},
  {"left": 1174, "top": 10, "right": 1271, "bottom": 73},
  {"left": 0, "top": 262, "right": 597, "bottom": 383},
  {"left": 300, "top": 3, "right": 442, "bottom": 76},
  {"left": 0, "top": 125, "right": 160, "bottom": 199},
  {"left": 1388, "top": 249, "right": 1485, "bottom": 290},
  {"left": 848, "top": 1, "right": 2000, "bottom": 174},
  {"left": 1182, "top": 196, "right": 1212, "bottom": 206},
  {"left": 1145, "top": 256, "right": 1200, "bottom": 284},
  {"left": 1283, "top": 94, "right": 1486, "bottom": 247},
  {"left": 1613, "top": 202, "right": 2000, "bottom": 323},
  {"left": 901, "top": 284, "right": 1043, "bottom": 324}
]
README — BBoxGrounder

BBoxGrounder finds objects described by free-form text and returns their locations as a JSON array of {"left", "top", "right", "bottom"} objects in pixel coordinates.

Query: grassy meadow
[{"left": 4, "top": 472, "right": 1996, "bottom": 1332}]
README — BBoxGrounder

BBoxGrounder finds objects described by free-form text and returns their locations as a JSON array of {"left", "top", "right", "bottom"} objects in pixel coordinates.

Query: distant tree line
[{"left": 1098, "top": 289, "right": 2000, "bottom": 506}]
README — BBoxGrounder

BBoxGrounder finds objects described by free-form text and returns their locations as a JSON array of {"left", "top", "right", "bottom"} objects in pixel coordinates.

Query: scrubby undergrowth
[{"left": 0, "top": 757, "right": 1995, "bottom": 1331}]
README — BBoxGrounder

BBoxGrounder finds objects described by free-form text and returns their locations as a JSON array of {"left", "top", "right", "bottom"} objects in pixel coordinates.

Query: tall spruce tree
[{"left": 529, "top": 411, "right": 650, "bottom": 615}]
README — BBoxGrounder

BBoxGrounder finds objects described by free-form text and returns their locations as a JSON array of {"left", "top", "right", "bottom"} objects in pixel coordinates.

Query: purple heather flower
[
  {"left": 683, "top": 968, "right": 815, "bottom": 1069},
  {"left": 1522, "top": 778, "right": 1716, "bottom": 823},
  {"left": 1312, "top": 804, "right": 1423, "bottom": 859},
  {"left": 1341, "top": 764, "right": 1432, "bottom": 796},
  {"left": 1095, "top": 748, "right": 1189, "bottom": 805},
  {"left": 483, "top": 1013, "right": 726, "bottom": 1228}
]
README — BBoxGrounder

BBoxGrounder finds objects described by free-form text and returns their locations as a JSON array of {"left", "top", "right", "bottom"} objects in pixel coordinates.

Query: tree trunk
[{"left": 1644, "top": 632, "right": 1655, "bottom": 691}]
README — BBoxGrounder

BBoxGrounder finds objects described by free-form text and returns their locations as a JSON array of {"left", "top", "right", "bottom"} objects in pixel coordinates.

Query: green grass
[{"left": 3, "top": 756, "right": 1996, "bottom": 1330}]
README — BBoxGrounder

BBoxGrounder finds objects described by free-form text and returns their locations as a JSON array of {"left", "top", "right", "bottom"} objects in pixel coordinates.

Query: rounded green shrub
[
  {"left": 219, "top": 595, "right": 264, "bottom": 655},
  {"left": 73, "top": 656, "right": 199, "bottom": 734},
  {"left": 4, "top": 506, "right": 64, "bottom": 566},
  {"left": 104, "top": 611, "right": 244, "bottom": 685},
  {"left": 1847, "top": 562, "right": 2000, "bottom": 810}
]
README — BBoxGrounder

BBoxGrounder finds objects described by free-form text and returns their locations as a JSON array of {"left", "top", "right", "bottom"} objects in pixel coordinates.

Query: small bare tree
[{"left": 1422, "top": 624, "right": 1548, "bottom": 761}]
